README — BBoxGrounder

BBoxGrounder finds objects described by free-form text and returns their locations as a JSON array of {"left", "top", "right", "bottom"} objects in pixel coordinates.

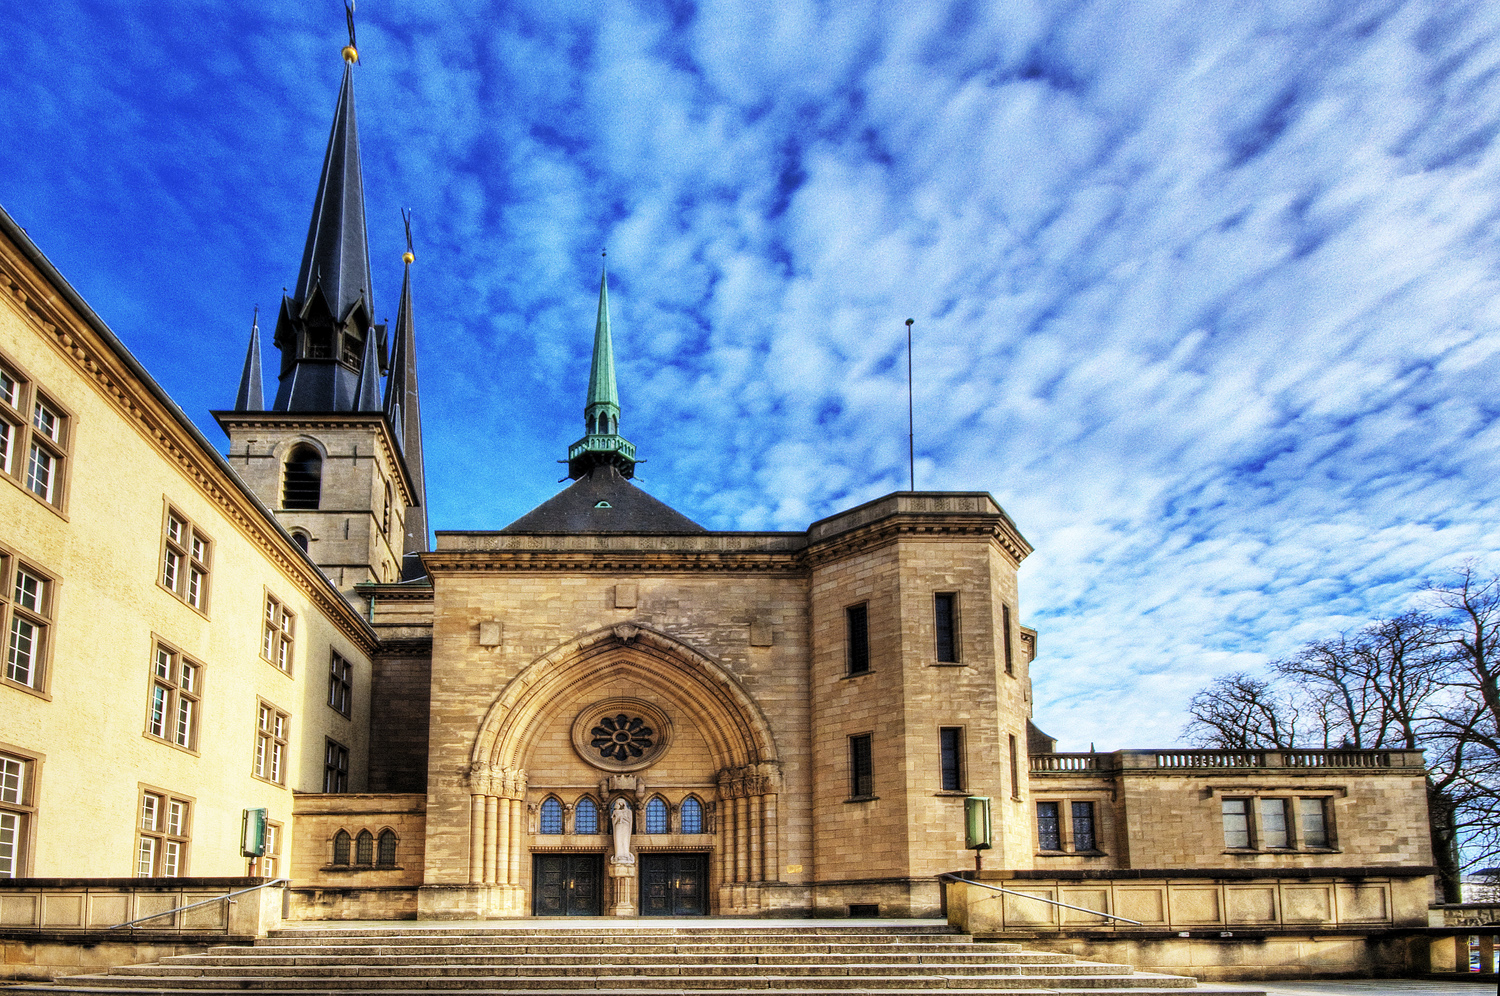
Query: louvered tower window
[{"left": 282, "top": 445, "right": 322, "bottom": 509}]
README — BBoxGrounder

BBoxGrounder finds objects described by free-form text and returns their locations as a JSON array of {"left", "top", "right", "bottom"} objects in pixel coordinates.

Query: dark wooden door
[
  {"left": 639, "top": 853, "right": 708, "bottom": 916},
  {"left": 532, "top": 854, "right": 603, "bottom": 916}
]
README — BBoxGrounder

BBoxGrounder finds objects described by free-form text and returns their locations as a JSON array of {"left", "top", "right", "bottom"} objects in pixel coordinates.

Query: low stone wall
[
  {"left": 0, "top": 878, "right": 282, "bottom": 983},
  {"left": 946, "top": 869, "right": 1434, "bottom": 979},
  {"left": 287, "top": 886, "right": 420, "bottom": 921}
]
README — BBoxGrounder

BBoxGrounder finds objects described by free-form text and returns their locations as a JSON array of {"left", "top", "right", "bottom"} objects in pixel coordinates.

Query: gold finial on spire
[
  {"left": 342, "top": 1, "right": 360, "bottom": 63},
  {"left": 402, "top": 208, "right": 415, "bottom": 264}
]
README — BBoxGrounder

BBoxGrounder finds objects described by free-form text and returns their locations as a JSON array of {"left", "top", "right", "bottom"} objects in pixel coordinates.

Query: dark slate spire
[
  {"left": 567, "top": 256, "right": 637, "bottom": 479},
  {"left": 270, "top": 43, "right": 382, "bottom": 412},
  {"left": 355, "top": 323, "right": 382, "bottom": 410},
  {"left": 383, "top": 223, "right": 429, "bottom": 567},
  {"left": 233, "top": 308, "right": 265, "bottom": 411}
]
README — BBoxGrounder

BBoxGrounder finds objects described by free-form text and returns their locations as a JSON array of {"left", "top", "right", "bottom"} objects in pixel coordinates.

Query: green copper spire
[{"left": 567, "top": 255, "right": 636, "bottom": 479}]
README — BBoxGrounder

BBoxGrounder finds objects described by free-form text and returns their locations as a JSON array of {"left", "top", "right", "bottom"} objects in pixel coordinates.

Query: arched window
[
  {"left": 539, "top": 797, "right": 564, "bottom": 834},
  {"left": 282, "top": 445, "right": 322, "bottom": 509},
  {"left": 574, "top": 797, "right": 599, "bottom": 834},
  {"left": 645, "top": 796, "right": 669, "bottom": 835},
  {"left": 595, "top": 412, "right": 608, "bottom": 435},
  {"left": 332, "top": 830, "right": 351, "bottom": 865},
  {"left": 290, "top": 530, "right": 310, "bottom": 553},
  {"left": 680, "top": 796, "right": 704, "bottom": 834},
  {"left": 377, "top": 829, "right": 398, "bottom": 866},
  {"left": 355, "top": 829, "right": 374, "bottom": 865}
]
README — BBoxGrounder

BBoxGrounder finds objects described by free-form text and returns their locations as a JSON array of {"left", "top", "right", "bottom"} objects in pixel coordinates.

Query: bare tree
[{"left": 1182, "top": 673, "right": 1300, "bottom": 749}]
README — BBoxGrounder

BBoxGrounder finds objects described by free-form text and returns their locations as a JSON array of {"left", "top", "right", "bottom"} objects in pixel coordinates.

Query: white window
[
  {"left": 2, "top": 553, "right": 54, "bottom": 693},
  {"left": 161, "top": 508, "right": 211, "bottom": 611},
  {"left": 1260, "top": 798, "right": 1290, "bottom": 848},
  {"left": 146, "top": 644, "right": 201, "bottom": 751},
  {"left": 1222, "top": 798, "right": 1251, "bottom": 848},
  {"left": 0, "top": 751, "right": 35, "bottom": 878},
  {"left": 0, "top": 359, "right": 67, "bottom": 510},
  {"left": 137, "top": 788, "right": 191, "bottom": 877},
  {"left": 262, "top": 594, "right": 294, "bottom": 673},
  {"left": 1299, "top": 798, "right": 1330, "bottom": 847},
  {"left": 255, "top": 703, "right": 290, "bottom": 784}
]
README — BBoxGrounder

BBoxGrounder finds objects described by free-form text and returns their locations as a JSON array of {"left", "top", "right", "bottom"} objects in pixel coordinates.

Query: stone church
[{"left": 0, "top": 29, "right": 1437, "bottom": 939}]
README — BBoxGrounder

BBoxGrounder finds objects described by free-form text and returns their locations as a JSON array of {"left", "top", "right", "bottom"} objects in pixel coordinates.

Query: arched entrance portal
[{"left": 465, "top": 624, "right": 782, "bottom": 916}]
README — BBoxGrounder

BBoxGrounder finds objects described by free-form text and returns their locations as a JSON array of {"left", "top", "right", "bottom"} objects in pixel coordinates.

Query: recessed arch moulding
[{"left": 450, "top": 623, "right": 784, "bottom": 916}]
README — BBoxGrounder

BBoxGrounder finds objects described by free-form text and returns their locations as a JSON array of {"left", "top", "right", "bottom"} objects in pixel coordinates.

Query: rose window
[
  {"left": 572, "top": 698, "right": 672, "bottom": 772},
  {"left": 591, "top": 714, "right": 655, "bottom": 761}
]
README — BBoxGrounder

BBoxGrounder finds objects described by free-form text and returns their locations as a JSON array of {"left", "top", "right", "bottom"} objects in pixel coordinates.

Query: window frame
[
  {"left": 1034, "top": 797, "right": 1104, "bottom": 854},
  {"left": 539, "top": 796, "right": 564, "bottom": 834},
  {"left": 1002, "top": 603, "right": 1015, "bottom": 675},
  {"left": 680, "top": 796, "right": 705, "bottom": 835},
  {"left": 328, "top": 651, "right": 353, "bottom": 718},
  {"left": 939, "top": 726, "right": 965, "bottom": 793},
  {"left": 262, "top": 592, "right": 295, "bottom": 674},
  {"left": 282, "top": 443, "right": 323, "bottom": 510},
  {"left": 644, "top": 796, "right": 670, "bottom": 834},
  {"left": 159, "top": 504, "right": 212, "bottom": 614},
  {"left": 144, "top": 641, "right": 202, "bottom": 753},
  {"left": 257, "top": 819, "right": 283, "bottom": 878},
  {"left": 253, "top": 701, "right": 290, "bottom": 786},
  {"left": 1, "top": 547, "right": 56, "bottom": 698},
  {"left": 573, "top": 796, "right": 600, "bottom": 834},
  {"left": 845, "top": 602, "right": 870, "bottom": 676},
  {"left": 1036, "top": 801, "right": 1062, "bottom": 851},
  {"left": 0, "top": 353, "right": 71, "bottom": 515},
  {"left": 1221, "top": 793, "right": 1337, "bottom": 852},
  {"left": 323, "top": 738, "right": 349, "bottom": 793},
  {"left": 0, "top": 746, "right": 41, "bottom": 878},
  {"left": 933, "top": 592, "right": 959, "bottom": 663},
  {"left": 136, "top": 785, "right": 192, "bottom": 878},
  {"left": 848, "top": 732, "right": 875, "bottom": 800}
]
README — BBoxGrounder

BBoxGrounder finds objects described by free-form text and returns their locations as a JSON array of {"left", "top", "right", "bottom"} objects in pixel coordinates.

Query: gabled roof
[{"left": 501, "top": 465, "right": 705, "bottom": 533}]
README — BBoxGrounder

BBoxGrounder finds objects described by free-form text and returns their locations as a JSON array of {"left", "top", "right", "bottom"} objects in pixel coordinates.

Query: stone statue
[{"left": 610, "top": 797, "right": 634, "bottom": 863}]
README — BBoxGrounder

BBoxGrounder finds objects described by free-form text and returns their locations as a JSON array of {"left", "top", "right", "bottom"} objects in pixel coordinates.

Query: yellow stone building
[{"left": 0, "top": 34, "right": 1436, "bottom": 936}]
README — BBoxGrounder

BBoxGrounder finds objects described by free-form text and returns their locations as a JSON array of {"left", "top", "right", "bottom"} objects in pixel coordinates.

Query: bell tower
[{"left": 214, "top": 19, "right": 428, "bottom": 595}]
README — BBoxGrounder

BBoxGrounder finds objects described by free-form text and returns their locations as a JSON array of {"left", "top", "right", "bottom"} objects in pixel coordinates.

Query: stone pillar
[
  {"left": 748, "top": 794, "right": 764, "bottom": 883},
  {"left": 483, "top": 796, "right": 499, "bottom": 884},
  {"left": 496, "top": 798, "right": 512, "bottom": 885},
  {"left": 468, "top": 795, "right": 486, "bottom": 884},
  {"left": 761, "top": 792, "right": 779, "bottom": 883},
  {"left": 730, "top": 796, "right": 745, "bottom": 883},
  {"left": 607, "top": 857, "right": 638, "bottom": 916},
  {"left": 507, "top": 798, "right": 523, "bottom": 885}
]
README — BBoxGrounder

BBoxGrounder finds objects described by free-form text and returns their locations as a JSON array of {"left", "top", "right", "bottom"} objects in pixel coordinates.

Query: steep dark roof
[{"left": 502, "top": 465, "right": 705, "bottom": 533}]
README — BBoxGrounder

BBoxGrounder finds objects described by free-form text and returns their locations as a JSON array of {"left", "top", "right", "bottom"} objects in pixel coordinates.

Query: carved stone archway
[{"left": 461, "top": 624, "right": 782, "bottom": 911}]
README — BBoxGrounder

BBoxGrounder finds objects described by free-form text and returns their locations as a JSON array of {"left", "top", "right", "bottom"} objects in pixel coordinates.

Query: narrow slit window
[
  {"left": 849, "top": 733, "right": 874, "bottom": 799},
  {"left": 934, "top": 593, "right": 958, "bottom": 662},
  {"left": 846, "top": 603, "right": 869, "bottom": 675}
]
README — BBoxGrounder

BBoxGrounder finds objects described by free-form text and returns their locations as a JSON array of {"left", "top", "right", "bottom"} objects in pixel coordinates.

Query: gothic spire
[
  {"left": 233, "top": 308, "right": 264, "bottom": 412},
  {"left": 355, "top": 322, "right": 382, "bottom": 410},
  {"left": 270, "top": 35, "right": 381, "bottom": 412},
  {"left": 384, "top": 212, "right": 429, "bottom": 567},
  {"left": 567, "top": 255, "right": 636, "bottom": 479}
]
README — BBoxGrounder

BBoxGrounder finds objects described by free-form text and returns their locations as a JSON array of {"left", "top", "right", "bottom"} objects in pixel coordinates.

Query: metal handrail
[
  {"left": 938, "top": 873, "right": 1143, "bottom": 925},
  {"left": 108, "top": 878, "right": 290, "bottom": 931}
]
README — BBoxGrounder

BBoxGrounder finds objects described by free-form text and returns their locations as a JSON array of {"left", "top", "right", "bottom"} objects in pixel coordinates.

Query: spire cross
[{"left": 402, "top": 208, "right": 415, "bottom": 264}]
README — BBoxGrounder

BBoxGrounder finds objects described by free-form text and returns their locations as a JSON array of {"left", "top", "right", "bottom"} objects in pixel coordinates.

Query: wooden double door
[
  {"left": 639, "top": 852, "right": 708, "bottom": 916},
  {"left": 532, "top": 854, "right": 603, "bottom": 916}
]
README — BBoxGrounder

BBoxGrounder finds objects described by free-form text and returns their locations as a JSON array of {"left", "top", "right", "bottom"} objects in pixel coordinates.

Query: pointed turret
[
  {"left": 567, "top": 257, "right": 636, "bottom": 479},
  {"left": 233, "top": 309, "right": 265, "bottom": 411},
  {"left": 270, "top": 46, "right": 383, "bottom": 412},
  {"left": 383, "top": 228, "right": 429, "bottom": 570},
  {"left": 355, "top": 324, "right": 382, "bottom": 410}
]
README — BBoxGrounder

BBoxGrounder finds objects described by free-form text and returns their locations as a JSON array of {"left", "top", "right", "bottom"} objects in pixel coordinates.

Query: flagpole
[{"left": 906, "top": 318, "right": 915, "bottom": 492}]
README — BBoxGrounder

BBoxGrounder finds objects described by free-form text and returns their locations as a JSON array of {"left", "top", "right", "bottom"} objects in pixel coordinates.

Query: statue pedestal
[{"left": 607, "top": 856, "right": 637, "bottom": 916}]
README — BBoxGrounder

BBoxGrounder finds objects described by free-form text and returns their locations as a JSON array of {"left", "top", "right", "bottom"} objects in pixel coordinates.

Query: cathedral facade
[{"left": 0, "top": 31, "right": 1437, "bottom": 931}]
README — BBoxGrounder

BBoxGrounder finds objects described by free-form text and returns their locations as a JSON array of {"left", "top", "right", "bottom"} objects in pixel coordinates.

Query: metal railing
[
  {"left": 938, "top": 873, "right": 1142, "bottom": 925},
  {"left": 108, "top": 878, "right": 289, "bottom": 931}
]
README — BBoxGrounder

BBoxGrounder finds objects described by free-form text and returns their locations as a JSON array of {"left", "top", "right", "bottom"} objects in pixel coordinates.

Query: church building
[{"left": 0, "top": 27, "right": 1437, "bottom": 936}]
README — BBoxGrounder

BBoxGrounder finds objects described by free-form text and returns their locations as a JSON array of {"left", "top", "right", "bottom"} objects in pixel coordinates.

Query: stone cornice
[
  {"left": 213, "top": 410, "right": 417, "bottom": 509},
  {"left": 0, "top": 220, "right": 377, "bottom": 654},
  {"left": 803, "top": 513, "right": 1031, "bottom": 569}
]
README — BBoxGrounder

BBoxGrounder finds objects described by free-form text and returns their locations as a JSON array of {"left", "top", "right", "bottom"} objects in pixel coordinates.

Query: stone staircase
[{"left": 8, "top": 921, "right": 1238, "bottom": 994}]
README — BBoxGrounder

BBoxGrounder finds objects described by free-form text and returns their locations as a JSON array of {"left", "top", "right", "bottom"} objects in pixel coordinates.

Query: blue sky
[{"left": 5, "top": 1, "right": 1500, "bottom": 749}]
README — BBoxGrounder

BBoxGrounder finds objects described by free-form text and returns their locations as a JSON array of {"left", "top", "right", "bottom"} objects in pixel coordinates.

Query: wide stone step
[
  {"left": 19, "top": 975, "right": 1201, "bottom": 992},
  {"left": 238, "top": 942, "right": 1000, "bottom": 956},
  {"left": 115, "top": 961, "right": 1133, "bottom": 979},
  {"left": 158, "top": 953, "right": 1083, "bottom": 969}
]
